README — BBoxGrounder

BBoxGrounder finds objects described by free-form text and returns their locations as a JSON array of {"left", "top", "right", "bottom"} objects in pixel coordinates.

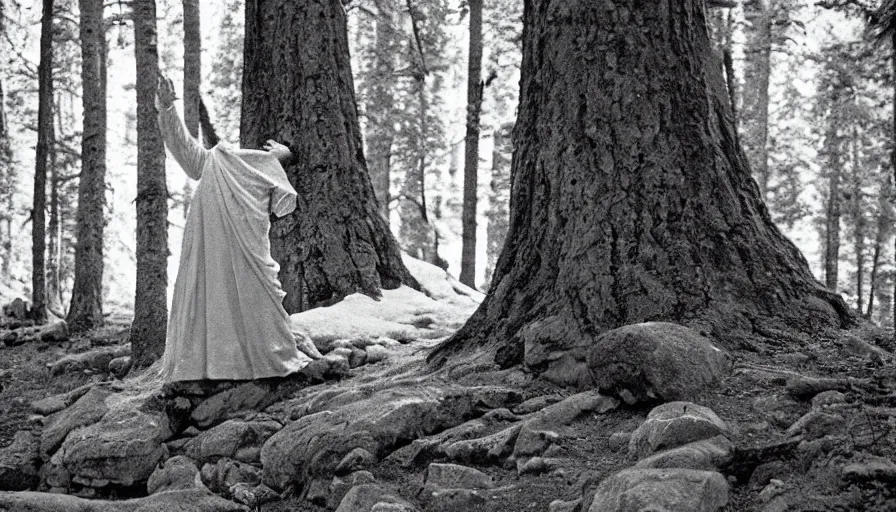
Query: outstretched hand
[
  {"left": 156, "top": 75, "right": 177, "bottom": 110},
  {"left": 263, "top": 140, "right": 293, "bottom": 163}
]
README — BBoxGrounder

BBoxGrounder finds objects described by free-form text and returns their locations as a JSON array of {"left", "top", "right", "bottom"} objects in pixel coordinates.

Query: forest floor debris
[{"left": 1, "top": 261, "right": 896, "bottom": 510}]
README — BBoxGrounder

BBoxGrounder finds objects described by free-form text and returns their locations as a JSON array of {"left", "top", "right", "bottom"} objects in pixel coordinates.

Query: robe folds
[{"left": 158, "top": 105, "right": 311, "bottom": 381}]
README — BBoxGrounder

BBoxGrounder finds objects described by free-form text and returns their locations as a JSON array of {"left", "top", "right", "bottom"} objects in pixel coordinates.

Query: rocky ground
[{"left": 1, "top": 260, "right": 895, "bottom": 511}]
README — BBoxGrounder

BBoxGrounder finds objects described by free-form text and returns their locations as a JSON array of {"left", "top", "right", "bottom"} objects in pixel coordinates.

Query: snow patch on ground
[{"left": 290, "top": 254, "right": 482, "bottom": 345}]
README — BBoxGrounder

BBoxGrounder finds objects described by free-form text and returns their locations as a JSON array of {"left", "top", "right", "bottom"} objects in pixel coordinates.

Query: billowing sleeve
[
  {"left": 271, "top": 181, "right": 297, "bottom": 217},
  {"left": 158, "top": 105, "right": 208, "bottom": 180}
]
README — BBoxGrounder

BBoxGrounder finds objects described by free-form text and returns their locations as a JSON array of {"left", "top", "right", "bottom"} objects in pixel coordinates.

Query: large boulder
[
  {"left": 185, "top": 419, "right": 281, "bottom": 464},
  {"left": 43, "top": 398, "right": 172, "bottom": 489},
  {"left": 629, "top": 402, "right": 728, "bottom": 460},
  {"left": 0, "top": 489, "right": 247, "bottom": 512},
  {"left": 586, "top": 322, "right": 730, "bottom": 404},
  {"left": 190, "top": 382, "right": 286, "bottom": 428},
  {"left": 0, "top": 431, "right": 40, "bottom": 491},
  {"left": 335, "top": 484, "right": 417, "bottom": 512},
  {"left": 587, "top": 468, "right": 728, "bottom": 512},
  {"left": 262, "top": 385, "right": 520, "bottom": 491},
  {"left": 40, "top": 386, "right": 113, "bottom": 458}
]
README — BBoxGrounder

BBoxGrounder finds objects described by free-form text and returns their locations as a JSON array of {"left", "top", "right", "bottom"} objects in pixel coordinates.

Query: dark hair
[{"left": 198, "top": 97, "right": 220, "bottom": 149}]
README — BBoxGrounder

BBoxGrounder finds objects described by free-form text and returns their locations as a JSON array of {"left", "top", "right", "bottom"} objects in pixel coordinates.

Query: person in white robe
[{"left": 155, "top": 76, "right": 311, "bottom": 382}]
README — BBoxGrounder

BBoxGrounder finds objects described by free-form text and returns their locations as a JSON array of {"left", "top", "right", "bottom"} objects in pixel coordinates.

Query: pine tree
[
  {"left": 432, "top": 0, "right": 851, "bottom": 383},
  {"left": 68, "top": 0, "right": 108, "bottom": 331},
  {"left": 459, "top": 0, "right": 483, "bottom": 288},
  {"left": 130, "top": 0, "right": 169, "bottom": 367}
]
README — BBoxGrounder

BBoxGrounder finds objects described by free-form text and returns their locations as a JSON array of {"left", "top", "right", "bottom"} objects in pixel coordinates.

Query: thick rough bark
[
  {"left": 68, "top": 0, "right": 107, "bottom": 332},
  {"left": 365, "top": 0, "right": 397, "bottom": 221},
  {"left": 32, "top": 0, "right": 54, "bottom": 324},
  {"left": 0, "top": 75, "right": 10, "bottom": 281},
  {"left": 742, "top": 1, "right": 773, "bottom": 198},
  {"left": 849, "top": 132, "right": 865, "bottom": 313},
  {"left": 241, "top": 0, "right": 418, "bottom": 313},
  {"left": 460, "top": 0, "right": 483, "bottom": 288},
  {"left": 432, "top": 0, "right": 851, "bottom": 371},
  {"left": 130, "top": 0, "right": 168, "bottom": 367},
  {"left": 182, "top": 0, "right": 201, "bottom": 138},
  {"left": 47, "top": 101, "right": 61, "bottom": 311}
]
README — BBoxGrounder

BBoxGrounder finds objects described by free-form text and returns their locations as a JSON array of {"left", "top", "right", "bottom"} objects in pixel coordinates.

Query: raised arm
[{"left": 156, "top": 76, "right": 208, "bottom": 180}]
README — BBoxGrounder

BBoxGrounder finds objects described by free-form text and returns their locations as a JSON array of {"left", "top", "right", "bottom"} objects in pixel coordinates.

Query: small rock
[
  {"left": 201, "top": 458, "right": 262, "bottom": 494},
  {"left": 785, "top": 411, "right": 844, "bottom": 440},
  {"left": 39, "top": 321, "right": 69, "bottom": 342},
  {"left": 335, "top": 484, "right": 414, "bottom": 512},
  {"left": 587, "top": 468, "right": 729, "bottom": 512},
  {"left": 758, "top": 479, "right": 786, "bottom": 504},
  {"left": 841, "top": 455, "right": 896, "bottom": 483},
  {"left": 748, "top": 461, "right": 788, "bottom": 489},
  {"left": 785, "top": 375, "right": 850, "bottom": 401},
  {"left": 549, "top": 498, "right": 583, "bottom": 512},
  {"left": 608, "top": 432, "right": 631, "bottom": 452},
  {"left": 49, "top": 345, "right": 128, "bottom": 376},
  {"left": 0, "top": 431, "right": 40, "bottom": 491},
  {"left": 514, "top": 428, "right": 561, "bottom": 458},
  {"left": 425, "top": 462, "right": 494, "bottom": 490},
  {"left": 108, "top": 356, "right": 132, "bottom": 379},
  {"left": 230, "top": 482, "right": 279, "bottom": 506},
  {"left": 336, "top": 448, "right": 376, "bottom": 474},
  {"left": 365, "top": 344, "right": 389, "bottom": 364},
  {"left": 629, "top": 402, "right": 728, "bottom": 460},
  {"left": 811, "top": 390, "right": 847, "bottom": 409},
  {"left": 517, "top": 456, "right": 560, "bottom": 475},
  {"left": 443, "top": 424, "right": 521, "bottom": 463},
  {"left": 426, "top": 488, "right": 486, "bottom": 512},
  {"left": 635, "top": 436, "right": 734, "bottom": 472},
  {"left": 146, "top": 455, "right": 202, "bottom": 494},
  {"left": 753, "top": 395, "right": 804, "bottom": 429},
  {"left": 512, "top": 394, "right": 564, "bottom": 415},
  {"left": 348, "top": 347, "right": 368, "bottom": 368}
]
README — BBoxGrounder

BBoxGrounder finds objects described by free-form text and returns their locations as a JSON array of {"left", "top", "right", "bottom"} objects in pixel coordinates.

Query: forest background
[{"left": 0, "top": 0, "right": 891, "bottom": 325}]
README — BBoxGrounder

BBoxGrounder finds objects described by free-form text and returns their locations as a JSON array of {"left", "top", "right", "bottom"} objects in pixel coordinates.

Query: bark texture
[
  {"left": 365, "top": 0, "right": 397, "bottom": 220},
  {"left": 182, "top": 0, "right": 201, "bottom": 138},
  {"left": 32, "top": 0, "right": 54, "bottom": 324},
  {"left": 241, "top": 0, "right": 418, "bottom": 313},
  {"left": 824, "top": 163, "right": 842, "bottom": 291},
  {"left": 460, "top": 0, "right": 483, "bottom": 288},
  {"left": 131, "top": 0, "right": 168, "bottom": 367},
  {"left": 68, "top": 0, "right": 108, "bottom": 332},
  {"left": 484, "top": 123, "right": 512, "bottom": 289},
  {"left": 742, "top": 0, "right": 773, "bottom": 198},
  {"left": 432, "top": 0, "right": 851, "bottom": 371}
]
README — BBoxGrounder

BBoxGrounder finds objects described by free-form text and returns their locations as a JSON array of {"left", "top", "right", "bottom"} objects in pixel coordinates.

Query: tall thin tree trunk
[
  {"left": 68, "top": 0, "right": 108, "bottom": 331},
  {"left": 484, "top": 122, "right": 512, "bottom": 289},
  {"left": 0, "top": 0, "right": 12, "bottom": 283},
  {"left": 130, "top": 0, "right": 169, "bottom": 367},
  {"left": 460, "top": 0, "right": 483, "bottom": 288},
  {"left": 891, "top": 32, "right": 896, "bottom": 336},
  {"left": 182, "top": 0, "right": 200, "bottom": 137},
  {"left": 851, "top": 128, "right": 865, "bottom": 314},
  {"left": 47, "top": 93, "right": 61, "bottom": 313},
  {"left": 32, "top": 0, "right": 54, "bottom": 324},
  {"left": 241, "top": 0, "right": 418, "bottom": 314},
  {"left": 743, "top": 0, "right": 772, "bottom": 198},
  {"left": 182, "top": 0, "right": 200, "bottom": 218},
  {"left": 366, "top": 0, "right": 397, "bottom": 221}
]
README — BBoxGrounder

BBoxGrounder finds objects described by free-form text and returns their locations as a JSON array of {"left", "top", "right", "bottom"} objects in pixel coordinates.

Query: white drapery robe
[{"left": 158, "top": 105, "right": 311, "bottom": 381}]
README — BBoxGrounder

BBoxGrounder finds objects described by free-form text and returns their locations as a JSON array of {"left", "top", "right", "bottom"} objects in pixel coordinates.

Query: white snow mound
[{"left": 290, "top": 254, "right": 482, "bottom": 347}]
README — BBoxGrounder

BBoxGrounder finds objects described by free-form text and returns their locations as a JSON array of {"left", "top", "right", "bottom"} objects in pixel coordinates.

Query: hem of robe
[{"left": 162, "top": 353, "right": 311, "bottom": 383}]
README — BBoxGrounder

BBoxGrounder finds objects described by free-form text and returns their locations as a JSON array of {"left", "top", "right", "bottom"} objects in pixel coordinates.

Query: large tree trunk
[
  {"left": 241, "top": 0, "right": 418, "bottom": 314},
  {"left": 32, "top": 0, "right": 54, "bottom": 324},
  {"left": 431, "top": 0, "right": 851, "bottom": 382},
  {"left": 365, "top": 0, "right": 397, "bottom": 221},
  {"left": 130, "top": 0, "right": 169, "bottom": 367},
  {"left": 460, "top": 0, "right": 483, "bottom": 288},
  {"left": 68, "top": 0, "right": 107, "bottom": 332},
  {"left": 0, "top": 70, "right": 10, "bottom": 281},
  {"left": 891, "top": 32, "right": 896, "bottom": 337},
  {"left": 849, "top": 132, "right": 865, "bottom": 314},
  {"left": 742, "top": 0, "right": 773, "bottom": 198}
]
